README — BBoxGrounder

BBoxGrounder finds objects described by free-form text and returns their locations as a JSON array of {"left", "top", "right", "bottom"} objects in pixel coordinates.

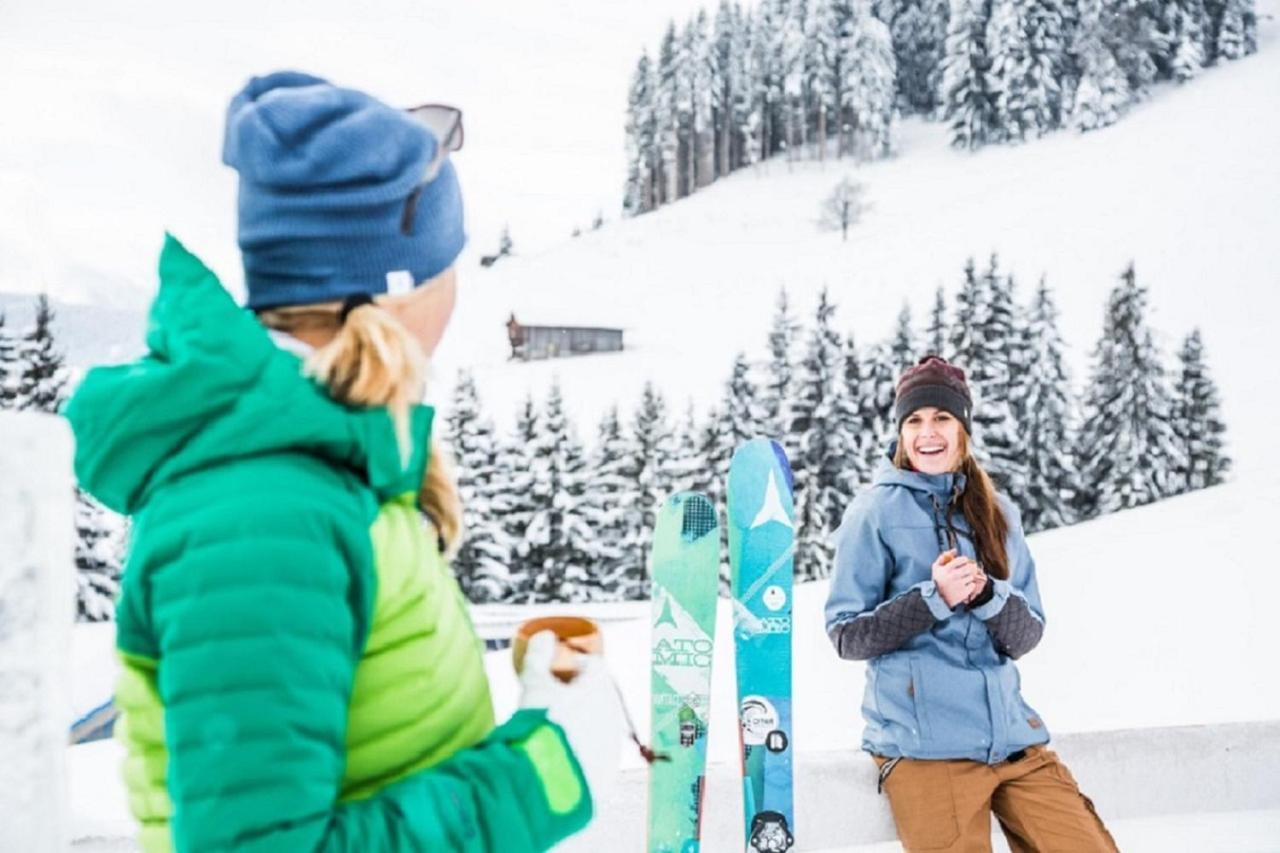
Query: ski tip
[
  {"left": 727, "top": 438, "right": 795, "bottom": 527},
  {"left": 679, "top": 492, "right": 717, "bottom": 540},
  {"left": 768, "top": 440, "right": 794, "bottom": 492},
  {"left": 730, "top": 438, "right": 792, "bottom": 472}
]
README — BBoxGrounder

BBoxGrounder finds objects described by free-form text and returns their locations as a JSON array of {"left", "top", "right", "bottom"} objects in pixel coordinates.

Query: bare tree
[{"left": 819, "top": 176, "right": 868, "bottom": 241}]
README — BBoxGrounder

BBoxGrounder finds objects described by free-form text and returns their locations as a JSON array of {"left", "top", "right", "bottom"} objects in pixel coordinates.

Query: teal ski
[
  {"left": 647, "top": 491, "right": 720, "bottom": 853},
  {"left": 728, "top": 439, "right": 796, "bottom": 853}
]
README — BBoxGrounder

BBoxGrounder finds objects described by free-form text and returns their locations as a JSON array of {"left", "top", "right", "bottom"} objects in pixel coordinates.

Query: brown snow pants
[{"left": 873, "top": 745, "right": 1118, "bottom": 852}]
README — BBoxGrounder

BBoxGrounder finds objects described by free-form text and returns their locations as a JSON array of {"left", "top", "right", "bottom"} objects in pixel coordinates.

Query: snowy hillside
[
  {"left": 442, "top": 24, "right": 1279, "bottom": 474},
  {"left": 3, "top": 4, "right": 1277, "bottom": 479}
]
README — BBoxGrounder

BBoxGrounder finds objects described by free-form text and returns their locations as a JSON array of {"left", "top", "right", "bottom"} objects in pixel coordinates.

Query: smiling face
[{"left": 899, "top": 406, "right": 965, "bottom": 475}]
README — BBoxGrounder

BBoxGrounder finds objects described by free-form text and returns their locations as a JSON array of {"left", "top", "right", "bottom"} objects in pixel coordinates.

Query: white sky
[{"left": 0, "top": 0, "right": 710, "bottom": 304}]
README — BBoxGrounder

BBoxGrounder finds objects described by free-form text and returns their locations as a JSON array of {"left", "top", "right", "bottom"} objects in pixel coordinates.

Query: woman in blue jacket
[{"left": 825, "top": 355, "right": 1116, "bottom": 852}]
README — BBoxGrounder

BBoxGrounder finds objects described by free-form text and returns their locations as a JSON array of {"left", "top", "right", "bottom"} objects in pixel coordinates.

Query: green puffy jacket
[{"left": 64, "top": 235, "right": 592, "bottom": 852}]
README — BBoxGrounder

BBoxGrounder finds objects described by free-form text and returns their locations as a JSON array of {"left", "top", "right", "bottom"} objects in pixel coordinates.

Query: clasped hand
[{"left": 932, "top": 549, "right": 988, "bottom": 609}]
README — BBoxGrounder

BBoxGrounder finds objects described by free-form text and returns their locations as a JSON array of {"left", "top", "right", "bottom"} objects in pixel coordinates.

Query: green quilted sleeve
[{"left": 152, "top": 529, "right": 592, "bottom": 852}]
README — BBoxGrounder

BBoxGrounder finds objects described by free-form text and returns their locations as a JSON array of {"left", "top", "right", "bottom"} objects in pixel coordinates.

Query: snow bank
[{"left": 0, "top": 412, "right": 75, "bottom": 852}]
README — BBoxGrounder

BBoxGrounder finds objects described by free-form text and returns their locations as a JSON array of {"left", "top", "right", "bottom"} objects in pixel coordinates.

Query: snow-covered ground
[
  {"left": 65, "top": 467, "right": 1280, "bottom": 847},
  {"left": 822, "top": 809, "right": 1280, "bottom": 853}
]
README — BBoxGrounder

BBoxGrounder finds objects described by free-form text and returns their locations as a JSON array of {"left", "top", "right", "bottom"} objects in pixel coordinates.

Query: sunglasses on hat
[
  {"left": 407, "top": 104, "right": 463, "bottom": 181},
  {"left": 398, "top": 104, "right": 463, "bottom": 235}
]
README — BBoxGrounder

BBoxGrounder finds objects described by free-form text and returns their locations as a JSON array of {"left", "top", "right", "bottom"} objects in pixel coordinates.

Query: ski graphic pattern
[
  {"left": 647, "top": 492, "right": 720, "bottom": 853},
  {"left": 728, "top": 439, "right": 796, "bottom": 853}
]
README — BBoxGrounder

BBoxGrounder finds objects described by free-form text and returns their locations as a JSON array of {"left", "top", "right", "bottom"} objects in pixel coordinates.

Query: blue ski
[{"left": 727, "top": 439, "right": 796, "bottom": 853}]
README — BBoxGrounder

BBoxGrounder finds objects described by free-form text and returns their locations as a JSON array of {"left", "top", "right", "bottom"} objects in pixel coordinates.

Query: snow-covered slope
[
  {"left": 4, "top": 3, "right": 1277, "bottom": 479},
  {"left": 443, "top": 26, "right": 1279, "bottom": 473}
]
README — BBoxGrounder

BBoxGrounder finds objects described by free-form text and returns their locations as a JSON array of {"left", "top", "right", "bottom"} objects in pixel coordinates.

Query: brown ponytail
[
  {"left": 258, "top": 302, "right": 462, "bottom": 555},
  {"left": 893, "top": 430, "right": 1010, "bottom": 580}
]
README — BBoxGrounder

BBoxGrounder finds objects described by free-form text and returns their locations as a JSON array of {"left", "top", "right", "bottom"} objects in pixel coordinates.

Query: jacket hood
[{"left": 64, "top": 234, "right": 430, "bottom": 515}]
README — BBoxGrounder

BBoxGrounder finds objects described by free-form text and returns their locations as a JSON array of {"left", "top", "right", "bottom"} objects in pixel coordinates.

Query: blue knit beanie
[{"left": 223, "top": 71, "right": 466, "bottom": 310}]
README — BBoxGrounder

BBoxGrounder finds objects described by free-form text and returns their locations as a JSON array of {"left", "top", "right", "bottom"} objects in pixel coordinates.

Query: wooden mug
[{"left": 511, "top": 616, "right": 602, "bottom": 683}]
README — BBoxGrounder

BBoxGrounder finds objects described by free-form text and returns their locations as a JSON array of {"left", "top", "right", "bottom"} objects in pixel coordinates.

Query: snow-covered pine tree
[
  {"left": 713, "top": 1, "right": 741, "bottom": 176},
  {"left": 445, "top": 371, "right": 513, "bottom": 603},
  {"left": 751, "top": 0, "right": 779, "bottom": 162},
  {"left": 799, "top": 0, "right": 825, "bottom": 157},
  {"left": 620, "top": 382, "right": 681, "bottom": 598},
  {"left": 1109, "top": 0, "right": 1161, "bottom": 95},
  {"left": 1025, "top": 0, "right": 1071, "bottom": 128},
  {"left": 0, "top": 311, "right": 18, "bottom": 408},
  {"left": 948, "top": 256, "right": 990, "bottom": 365},
  {"left": 941, "top": 0, "right": 1000, "bottom": 150},
  {"left": 1166, "top": 0, "right": 1208, "bottom": 81},
  {"left": 778, "top": 0, "right": 808, "bottom": 161},
  {"left": 657, "top": 22, "right": 683, "bottom": 205},
  {"left": 889, "top": 301, "right": 918, "bottom": 374},
  {"left": 523, "top": 382, "right": 598, "bottom": 603},
  {"left": 735, "top": 3, "right": 764, "bottom": 168},
  {"left": 501, "top": 394, "right": 540, "bottom": 599},
  {"left": 789, "top": 288, "right": 854, "bottom": 579},
  {"left": 1075, "top": 264, "right": 1186, "bottom": 517},
  {"left": 1068, "top": 0, "right": 1133, "bottom": 131},
  {"left": 861, "top": 338, "right": 900, "bottom": 468},
  {"left": 1016, "top": 278, "right": 1079, "bottom": 532},
  {"left": 890, "top": 0, "right": 949, "bottom": 115},
  {"left": 814, "top": 0, "right": 857, "bottom": 157},
  {"left": 844, "top": 0, "right": 898, "bottom": 159},
  {"left": 1215, "top": 0, "right": 1257, "bottom": 60},
  {"left": 672, "top": 400, "right": 707, "bottom": 493},
  {"left": 965, "top": 258, "right": 1029, "bottom": 502},
  {"left": 75, "top": 488, "right": 125, "bottom": 622},
  {"left": 14, "top": 295, "right": 67, "bottom": 413},
  {"left": 585, "top": 406, "right": 638, "bottom": 600},
  {"left": 927, "top": 286, "right": 948, "bottom": 356},
  {"left": 1173, "top": 329, "right": 1231, "bottom": 491},
  {"left": 709, "top": 351, "right": 764, "bottom": 582},
  {"left": 987, "top": 0, "right": 1066, "bottom": 140},
  {"left": 723, "top": 351, "right": 763, "bottom": 448},
  {"left": 678, "top": 14, "right": 715, "bottom": 196},
  {"left": 834, "top": 330, "right": 875, "bottom": 491},
  {"left": 762, "top": 287, "right": 800, "bottom": 445},
  {"left": 624, "top": 52, "right": 660, "bottom": 215},
  {"left": 985, "top": 0, "right": 1031, "bottom": 142}
]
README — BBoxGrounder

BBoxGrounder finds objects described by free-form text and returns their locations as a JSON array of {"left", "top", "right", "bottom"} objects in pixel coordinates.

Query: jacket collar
[{"left": 875, "top": 441, "right": 967, "bottom": 499}]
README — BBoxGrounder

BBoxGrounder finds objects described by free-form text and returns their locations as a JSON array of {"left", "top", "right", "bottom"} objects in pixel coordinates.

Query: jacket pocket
[
  {"left": 908, "top": 655, "right": 933, "bottom": 743},
  {"left": 872, "top": 654, "right": 923, "bottom": 751}
]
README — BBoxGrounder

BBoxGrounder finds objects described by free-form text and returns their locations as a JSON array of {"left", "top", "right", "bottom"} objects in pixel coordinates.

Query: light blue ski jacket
[{"left": 824, "top": 458, "right": 1050, "bottom": 764}]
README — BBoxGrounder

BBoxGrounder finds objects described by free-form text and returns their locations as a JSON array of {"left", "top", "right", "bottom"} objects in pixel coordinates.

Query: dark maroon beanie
[{"left": 894, "top": 355, "right": 973, "bottom": 434}]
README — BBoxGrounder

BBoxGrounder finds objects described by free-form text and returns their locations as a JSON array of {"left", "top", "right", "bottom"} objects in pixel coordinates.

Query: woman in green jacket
[{"left": 65, "top": 71, "right": 619, "bottom": 852}]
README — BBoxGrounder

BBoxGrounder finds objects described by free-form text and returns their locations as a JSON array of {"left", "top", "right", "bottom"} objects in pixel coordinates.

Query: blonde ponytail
[{"left": 258, "top": 302, "right": 462, "bottom": 554}]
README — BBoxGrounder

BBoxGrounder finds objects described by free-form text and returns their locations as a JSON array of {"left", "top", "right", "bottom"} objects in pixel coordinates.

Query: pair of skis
[{"left": 647, "top": 438, "right": 796, "bottom": 853}]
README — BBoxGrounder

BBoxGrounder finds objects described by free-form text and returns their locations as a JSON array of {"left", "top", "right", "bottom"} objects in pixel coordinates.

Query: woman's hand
[
  {"left": 966, "top": 567, "right": 989, "bottom": 604},
  {"left": 932, "top": 549, "right": 982, "bottom": 609}
]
